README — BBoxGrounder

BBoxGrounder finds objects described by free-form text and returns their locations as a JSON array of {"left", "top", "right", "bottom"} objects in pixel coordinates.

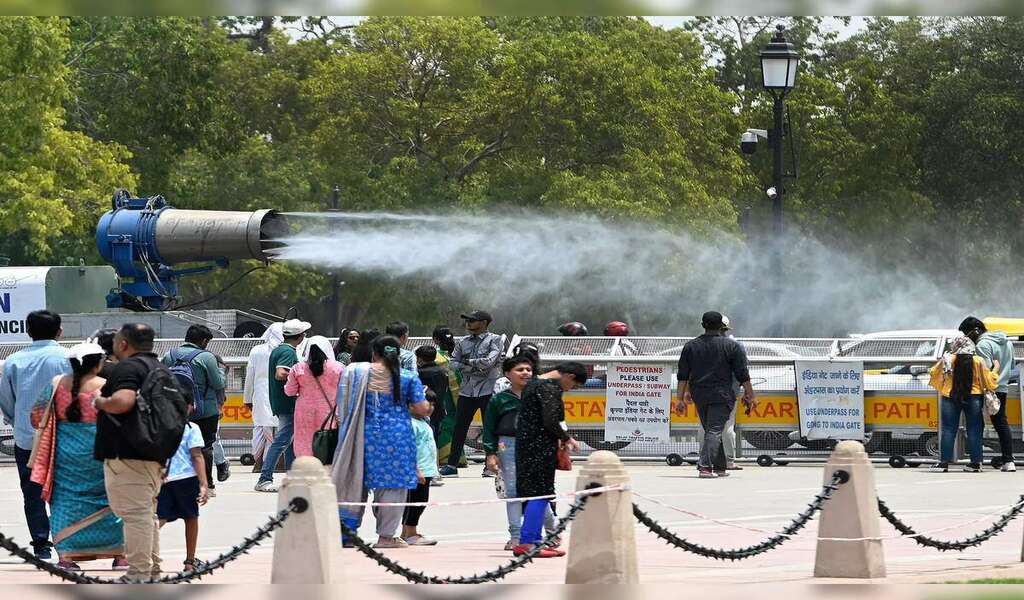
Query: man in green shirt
[
  {"left": 255, "top": 319, "right": 310, "bottom": 492},
  {"left": 163, "top": 325, "right": 225, "bottom": 493}
]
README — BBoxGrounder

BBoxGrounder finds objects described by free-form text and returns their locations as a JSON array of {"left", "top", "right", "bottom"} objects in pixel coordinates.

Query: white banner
[
  {"left": 0, "top": 268, "right": 49, "bottom": 342},
  {"left": 604, "top": 363, "right": 672, "bottom": 443},
  {"left": 796, "top": 360, "right": 865, "bottom": 441}
]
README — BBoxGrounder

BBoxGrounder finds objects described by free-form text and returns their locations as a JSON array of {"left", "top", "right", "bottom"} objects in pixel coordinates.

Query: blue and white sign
[
  {"left": 796, "top": 360, "right": 865, "bottom": 440},
  {"left": 0, "top": 268, "right": 49, "bottom": 342}
]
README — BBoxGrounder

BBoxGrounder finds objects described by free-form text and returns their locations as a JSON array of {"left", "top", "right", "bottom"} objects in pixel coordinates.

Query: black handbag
[{"left": 311, "top": 377, "right": 339, "bottom": 466}]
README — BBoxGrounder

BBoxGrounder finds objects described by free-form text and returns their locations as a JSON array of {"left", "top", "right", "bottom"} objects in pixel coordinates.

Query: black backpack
[{"left": 110, "top": 362, "right": 190, "bottom": 462}]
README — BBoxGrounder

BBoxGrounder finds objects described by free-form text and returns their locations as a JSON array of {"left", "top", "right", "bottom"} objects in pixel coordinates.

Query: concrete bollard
[
  {"left": 271, "top": 456, "right": 341, "bottom": 584},
  {"left": 565, "top": 450, "right": 638, "bottom": 584},
  {"left": 813, "top": 440, "right": 886, "bottom": 579}
]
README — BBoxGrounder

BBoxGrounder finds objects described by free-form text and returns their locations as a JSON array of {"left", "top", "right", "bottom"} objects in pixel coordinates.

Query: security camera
[
  {"left": 741, "top": 131, "right": 758, "bottom": 154},
  {"left": 766, "top": 186, "right": 778, "bottom": 200}
]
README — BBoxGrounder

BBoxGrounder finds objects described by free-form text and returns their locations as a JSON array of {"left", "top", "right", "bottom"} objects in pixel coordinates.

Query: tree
[{"left": 0, "top": 17, "right": 134, "bottom": 264}]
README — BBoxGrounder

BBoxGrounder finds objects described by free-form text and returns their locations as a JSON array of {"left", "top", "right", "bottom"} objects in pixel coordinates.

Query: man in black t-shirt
[
  {"left": 675, "top": 311, "right": 757, "bottom": 478},
  {"left": 94, "top": 323, "right": 170, "bottom": 581}
]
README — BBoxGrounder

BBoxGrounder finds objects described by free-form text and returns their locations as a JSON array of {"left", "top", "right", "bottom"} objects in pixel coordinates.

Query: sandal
[{"left": 183, "top": 558, "right": 207, "bottom": 572}]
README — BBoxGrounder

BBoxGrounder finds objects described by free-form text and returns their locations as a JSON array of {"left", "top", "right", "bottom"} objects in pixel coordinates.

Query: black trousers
[
  {"left": 402, "top": 479, "right": 431, "bottom": 527},
  {"left": 193, "top": 414, "right": 219, "bottom": 488},
  {"left": 447, "top": 394, "right": 491, "bottom": 467},
  {"left": 696, "top": 402, "right": 733, "bottom": 472},
  {"left": 14, "top": 446, "right": 50, "bottom": 553},
  {"left": 991, "top": 391, "right": 1015, "bottom": 461}
]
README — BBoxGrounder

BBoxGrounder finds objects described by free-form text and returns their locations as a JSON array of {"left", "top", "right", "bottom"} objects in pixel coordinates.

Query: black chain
[
  {"left": 0, "top": 497, "right": 308, "bottom": 584},
  {"left": 877, "top": 495, "right": 1024, "bottom": 552},
  {"left": 341, "top": 487, "right": 598, "bottom": 583},
  {"left": 633, "top": 470, "right": 848, "bottom": 561}
]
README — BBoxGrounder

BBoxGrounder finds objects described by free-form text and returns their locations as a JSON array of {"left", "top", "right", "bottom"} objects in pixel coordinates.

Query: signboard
[
  {"left": 604, "top": 363, "right": 672, "bottom": 443},
  {"left": 0, "top": 268, "right": 48, "bottom": 342},
  {"left": 795, "top": 360, "right": 865, "bottom": 440}
]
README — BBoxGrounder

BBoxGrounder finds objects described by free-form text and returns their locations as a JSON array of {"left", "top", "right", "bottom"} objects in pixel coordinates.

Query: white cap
[
  {"left": 66, "top": 342, "right": 105, "bottom": 363},
  {"left": 281, "top": 319, "right": 312, "bottom": 337}
]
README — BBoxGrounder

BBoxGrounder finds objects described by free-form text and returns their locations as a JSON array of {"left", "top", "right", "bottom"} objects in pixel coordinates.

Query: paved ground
[{"left": 3, "top": 459, "right": 1024, "bottom": 585}]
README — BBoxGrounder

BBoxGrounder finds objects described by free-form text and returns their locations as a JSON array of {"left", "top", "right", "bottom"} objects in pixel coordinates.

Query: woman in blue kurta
[{"left": 331, "top": 335, "right": 431, "bottom": 548}]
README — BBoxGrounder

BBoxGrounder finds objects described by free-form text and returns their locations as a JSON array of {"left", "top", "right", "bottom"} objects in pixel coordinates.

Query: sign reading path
[
  {"left": 604, "top": 363, "right": 672, "bottom": 443},
  {"left": 795, "top": 360, "right": 865, "bottom": 441}
]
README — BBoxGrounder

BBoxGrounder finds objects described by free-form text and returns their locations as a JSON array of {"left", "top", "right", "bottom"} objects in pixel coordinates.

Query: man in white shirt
[{"left": 243, "top": 323, "right": 282, "bottom": 472}]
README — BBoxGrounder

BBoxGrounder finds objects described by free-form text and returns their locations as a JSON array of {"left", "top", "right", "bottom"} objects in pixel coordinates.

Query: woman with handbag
[
  {"left": 512, "top": 362, "right": 586, "bottom": 558},
  {"left": 285, "top": 336, "right": 344, "bottom": 459},
  {"left": 928, "top": 334, "right": 999, "bottom": 473}
]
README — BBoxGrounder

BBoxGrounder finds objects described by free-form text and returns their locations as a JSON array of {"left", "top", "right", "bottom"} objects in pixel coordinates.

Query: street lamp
[
  {"left": 759, "top": 24, "right": 799, "bottom": 240},
  {"left": 759, "top": 24, "right": 799, "bottom": 335}
]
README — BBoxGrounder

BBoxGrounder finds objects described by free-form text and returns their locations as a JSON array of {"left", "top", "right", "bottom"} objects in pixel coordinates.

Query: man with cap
[
  {"left": 440, "top": 310, "right": 503, "bottom": 477},
  {"left": 693, "top": 315, "right": 743, "bottom": 470},
  {"left": 959, "top": 316, "right": 1017, "bottom": 471},
  {"left": 255, "top": 318, "right": 310, "bottom": 492},
  {"left": 675, "top": 311, "right": 756, "bottom": 478}
]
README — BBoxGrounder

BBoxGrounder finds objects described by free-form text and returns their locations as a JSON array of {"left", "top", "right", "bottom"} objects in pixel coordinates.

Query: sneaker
[
  {"left": 698, "top": 469, "right": 716, "bottom": 479},
  {"left": 254, "top": 480, "right": 278, "bottom": 492},
  {"left": 439, "top": 465, "right": 459, "bottom": 477},
  {"left": 217, "top": 462, "right": 231, "bottom": 482},
  {"left": 714, "top": 471, "right": 730, "bottom": 478},
  {"left": 112, "top": 557, "right": 130, "bottom": 570},
  {"left": 56, "top": 559, "right": 81, "bottom": 571},
  {"left": 1002, "top": 461, "right": 1017, "bottom": 472},
  {"left": 373, "top": 537, "right": 408, "bottom": 549},
  {"left": 403, "top": 534, "right": 438, "bottom": 546},
  {"left": 512, "top": 544, "right": 563, "bottom": 558},
  {"left": 342, "top": 539, "right": 356, "bottom": 549},
  {"left": 207, "top": 488, "right": 217, "bottom": 498},
  {"left": 504, "top": 539, "right": 517, "bottom": 551},
  {"left": 929, "top": 462, "right": 949, "bottom": 473},
  {"left": 963, "top": 463, "right": 982, "bottom": 473},
  {"left": 429, "top": 478, "right": 445, "bottom": 487}
]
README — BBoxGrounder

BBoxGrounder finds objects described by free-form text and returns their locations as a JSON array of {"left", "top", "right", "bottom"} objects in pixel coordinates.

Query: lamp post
[
  {"left": 328, "top": 185, "right": 342, "bottom": 334},
  {"left": 759, "top": 25, "right": 800, "bottom": 335}
]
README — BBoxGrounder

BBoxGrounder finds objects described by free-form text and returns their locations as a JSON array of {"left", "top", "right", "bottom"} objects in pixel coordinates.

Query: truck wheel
[
  {"left": 917, "top": 433, "right": 940, "bottom": 457},
  {"left": 234, "top": 321, "right": 267, "bottom": 338},
  {"left": 742, "top": 430, "right": 795, "bottom": 451}
]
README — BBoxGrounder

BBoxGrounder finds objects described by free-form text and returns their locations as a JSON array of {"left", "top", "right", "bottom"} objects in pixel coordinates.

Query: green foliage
[
  {"left": 0, "top": 17, "right": 135, "bottom": 263},
  {"left": 4, "top": 16, "right": 1024, "bottom": 332}
]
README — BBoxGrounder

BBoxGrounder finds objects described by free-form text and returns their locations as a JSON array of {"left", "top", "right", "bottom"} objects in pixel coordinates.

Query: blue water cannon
[{"left": 95, "top": 190, "right": 288, "bottom": 310}]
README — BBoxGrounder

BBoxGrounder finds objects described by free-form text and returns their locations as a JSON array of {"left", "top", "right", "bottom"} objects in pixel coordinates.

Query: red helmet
[
  {"left": 604, "top": 321, "right": 629, "bottom": 336},
  {"left": 558, "top": 321, "right": 588, "bottom": 336}
]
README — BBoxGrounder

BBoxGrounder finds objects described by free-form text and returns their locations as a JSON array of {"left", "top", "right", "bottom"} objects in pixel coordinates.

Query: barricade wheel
[
  {"left": 773, "top": 453, "right": 790, "bottom": 466},
  {"left": 756, "top": 454, "right": 774, "bottom": 467},
  {"left": 239, "top": 453, "right": 256, "bottom": 466},
  {"left": 666, "top": 453, "right": 685, "bottom": 467},
  {"left": 684, "top": 452, "right": 699, "bottom": 465},
  {"left": 889, "top": 455, "right": 907, "bottom": 469}
]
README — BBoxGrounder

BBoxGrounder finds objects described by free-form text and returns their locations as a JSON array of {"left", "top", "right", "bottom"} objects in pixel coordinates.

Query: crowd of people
[
  {"left": 4, "top": 305, "right": 1014, "bottom": 580},
  {"left": 243, "top": 311, "right": 589, "bottom": 556}
]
